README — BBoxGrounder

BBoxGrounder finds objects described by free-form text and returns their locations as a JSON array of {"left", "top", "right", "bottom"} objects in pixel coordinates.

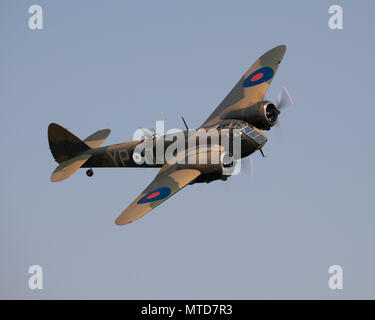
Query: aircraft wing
[
  {"left": 115, "top": 163, "right": 201, "bottom": 225},
  {"left": 201, "top": 45, "right": 286, "bottom": 128}
]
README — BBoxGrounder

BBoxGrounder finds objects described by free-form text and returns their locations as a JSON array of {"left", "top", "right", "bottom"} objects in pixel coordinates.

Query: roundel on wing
[
  {"left": 137, "top": 187, "right": 171, "bottom": 204},
  {"left": 242, "top": 67, "right": 274, "bottom": 88}
]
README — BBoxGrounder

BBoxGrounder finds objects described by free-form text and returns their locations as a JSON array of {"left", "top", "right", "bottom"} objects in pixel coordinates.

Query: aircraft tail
[{"left": 48, "top": 123, "right": 110, "bottom": 182}]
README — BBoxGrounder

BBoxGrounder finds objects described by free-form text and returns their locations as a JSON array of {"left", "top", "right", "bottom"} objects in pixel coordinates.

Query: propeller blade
[
  {"left": 140, "top": 128, "right": 154, "bottom": 139},
  {"left": 240, "top": 156, "right": 253, "bottom": 177},
  {"left": 277, "top": 85, "right": 294, "bottom": 110}
]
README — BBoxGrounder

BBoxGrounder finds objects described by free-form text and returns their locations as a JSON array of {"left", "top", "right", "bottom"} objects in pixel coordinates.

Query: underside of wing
[
  {"left": 201, "top": 45, "right": 286, "bottom": 128},
  {"left": 115, "top": 164, "right": 201, "bottom": 225}
]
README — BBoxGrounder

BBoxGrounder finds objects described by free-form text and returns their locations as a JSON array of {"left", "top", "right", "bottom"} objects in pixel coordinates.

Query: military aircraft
[{"left": 48, "top": 45, "right": 291, "bottom": 225}]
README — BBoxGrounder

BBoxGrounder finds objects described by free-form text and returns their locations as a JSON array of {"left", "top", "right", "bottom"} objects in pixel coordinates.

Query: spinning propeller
[
  {"left": 239, "top": 85, "right": 294, "bottom": 176},
  {"left": 276, "top": 85, "right": 294, "bottom": 113}
]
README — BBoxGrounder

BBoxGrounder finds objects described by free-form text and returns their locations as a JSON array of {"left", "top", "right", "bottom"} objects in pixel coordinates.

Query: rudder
[
  {"left": 48, "top": 123, "right": 111, "bottom": 182},
  {"left": 48, "top": 123, "right": 91, "bottom": 164}
]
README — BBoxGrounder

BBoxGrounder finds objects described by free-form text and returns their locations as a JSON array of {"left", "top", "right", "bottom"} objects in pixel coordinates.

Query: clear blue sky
[{"left": 1, "top": 0, "right": 375, "bottom": 299}]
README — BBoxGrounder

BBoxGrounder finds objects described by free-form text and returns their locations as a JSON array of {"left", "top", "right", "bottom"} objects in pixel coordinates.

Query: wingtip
[
  {"left": 115, "top": 218, "right": 132, "bottom": 226},
  {"left": 279, "top": 44, "right": 287, "bottom": 53},
  {"left": 273, "top": 44, "right": 287, "bottom": 54},
  {"left": 260, "top": 44, "right": 287, "bottom": 60},
  {"left": 260, "top": 44, "right": 287, "bottom": 64}
]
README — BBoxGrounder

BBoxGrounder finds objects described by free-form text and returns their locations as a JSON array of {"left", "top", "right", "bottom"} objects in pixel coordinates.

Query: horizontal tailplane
[
  {"left": 50, "top": 153, "right": 92, "bottom": 182},
  {"left": 48, "top": 123, "right": 110, "bottom": 182}
]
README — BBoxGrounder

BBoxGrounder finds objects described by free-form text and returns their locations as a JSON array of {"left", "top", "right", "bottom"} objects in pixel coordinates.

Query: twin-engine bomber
[{"left": 48, "top": 45, "right": 290, "bottom": 225}]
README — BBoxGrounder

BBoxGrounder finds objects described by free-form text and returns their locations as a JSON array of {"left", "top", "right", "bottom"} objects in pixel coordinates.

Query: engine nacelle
[
  {"left": 186, "top": 151, "right": 237, "bottom": 184},
  {"left": 244, "top": 101, "right": 279, "bottom": 130},
  {"left": 224, "top": 101, "right": 279, "bottom": 130}
]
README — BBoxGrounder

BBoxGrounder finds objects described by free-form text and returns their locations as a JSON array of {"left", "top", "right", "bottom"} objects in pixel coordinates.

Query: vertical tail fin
[
  {"left": 48, "top": 123, "right": 91, "bottom": 164},
  {"left": 48, "top": 123, "right": 110, "bottom": 182}
]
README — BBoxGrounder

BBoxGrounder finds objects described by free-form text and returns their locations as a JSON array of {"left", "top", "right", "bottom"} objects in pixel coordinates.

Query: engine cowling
[
  {"left": 187, "top": 151, "right": 237, "bottom": 184},
  {"left": 244, "top": 101, "right": 279, "bottom": 130},
  {"left": 224, "top": 101, "right": 279, "bottom": 130}
]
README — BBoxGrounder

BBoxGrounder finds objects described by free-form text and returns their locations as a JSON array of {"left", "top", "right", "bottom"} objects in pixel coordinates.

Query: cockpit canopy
[
  {"left": 241, "top": 126, "right": 267, "bottom": 145},
  {"left": 216, "top": 120, "right": 248, "bottom": 130},
  {"left": 216, "top": 120, "right": 267, "bottom": 145}
]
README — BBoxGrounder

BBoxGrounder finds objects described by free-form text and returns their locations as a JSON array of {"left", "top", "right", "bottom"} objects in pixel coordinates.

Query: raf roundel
[
  {"left": 137, "top": 187, "right": 171, "bottom": 204},
  {"left": 242, "top": 67, "right": 274, "bottom": 88}
]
